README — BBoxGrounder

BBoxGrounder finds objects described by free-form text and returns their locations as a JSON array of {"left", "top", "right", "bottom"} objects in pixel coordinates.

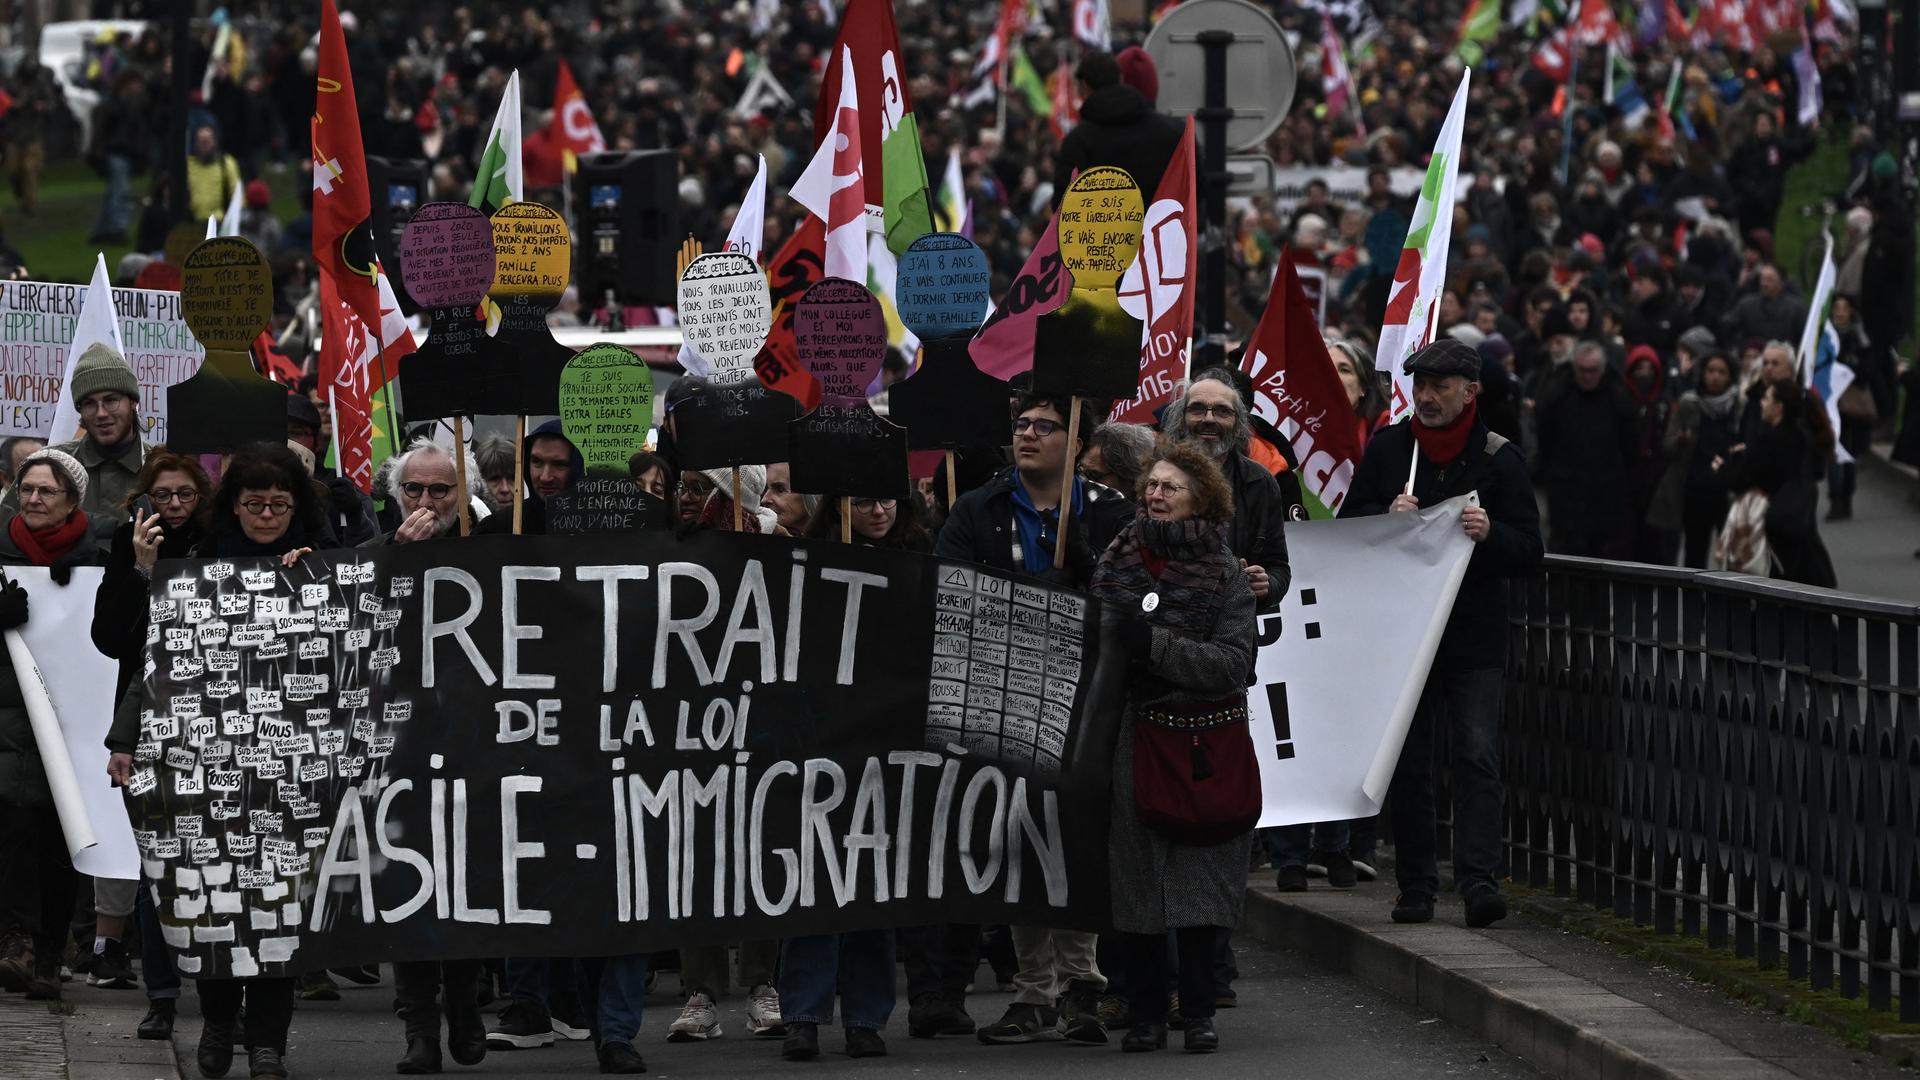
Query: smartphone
[{"left": 131, "top": 495, "right": 154, "bottom": 523}]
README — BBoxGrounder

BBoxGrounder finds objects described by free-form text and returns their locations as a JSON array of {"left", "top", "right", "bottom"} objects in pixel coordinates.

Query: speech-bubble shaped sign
[
  {"left": 1057, "top": 166, "right": 1144, "bottom": 290},
  {"left": 558, "top": 344, "right": 655, "bottom": 476},
  {"left": 897, "top": 233, "right": 992, "bottom": 341},
  {"left": 399, "top": 202, "right": 496, "bottom": 309},
  {"left": 489, "top": 202, "right": 570, "bottom": 301},
  {"left": 678, "top": 252, "right": 772, "bottom": 385},
  {"left": 181, "top": 237, "right": 272, "bottom": 352},
  {"left": 794, "top": 278, "right": 886, "bottom": 405}
]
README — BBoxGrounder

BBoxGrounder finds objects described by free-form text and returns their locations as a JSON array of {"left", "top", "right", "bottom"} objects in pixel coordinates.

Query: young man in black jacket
[{"left": 1341, "top": 339, "right": 1544, "bottom": 928}]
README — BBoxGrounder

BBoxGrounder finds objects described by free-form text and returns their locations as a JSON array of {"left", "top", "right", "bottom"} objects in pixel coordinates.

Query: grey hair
[
  {"left": 1572, "top": 339, "right": 1608, "bottom": 364},
  {"left": 473, "top": 433, "right": 516, "bottom": 481},
  {"left": 386, "top": 437, "right": 484, "bottom": 505},
  {"left": 1761, "top": 339, "right": 1796, "bottom": 362},
  {"left": 1160, "top": 368, "right": 1251, "bottom": 455},
  {"left": 1085, "top": 422, "right": 1157, "bottom": 493}
]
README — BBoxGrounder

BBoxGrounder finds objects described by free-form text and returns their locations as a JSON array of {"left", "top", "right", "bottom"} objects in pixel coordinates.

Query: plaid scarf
[{"left": 1089, "top": 515, "right": 1235, "bottom": 637}]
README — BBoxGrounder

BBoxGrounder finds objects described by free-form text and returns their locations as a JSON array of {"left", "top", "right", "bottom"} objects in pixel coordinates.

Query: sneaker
[
  {"left": 1275, "top": 865, "right": 1309, "bottom": 892},
  {"left": 90, "top": 939, "right": 138, "bottom": 989},
  {"left": 551, "top": 1002, "right": 592, "bottom": 1042},
  {"left": 297, "top": 971, "right": 340, "bottom": 1001},
  {"left": 597, "top": 1040, "right": 647, "bottom": 1074},
  {"left": 487, "top": 999, "right": 557, "bottom": 1049},
  {"left": 1321, "top": 850, "right": 1358, "bottom": 889},
  {"left": 332, "top": 964, "right": 381, "bottom": 985},
  {"left": 1464, "top": 886, "right": 1509, "bottom": 929},
  {"left": 976, "top": 1002, "right": 1055, "bottom": 1044},
  {"left": 666, "top": 992, "right": 722, "bottom": 1042},
  {"left": 138, "top": 1000, "right": 176, "bottom": 1040},
  {"left": 1166, "top": 992, "right": 1185, "bottom": 1030},
  {"left": 1095, "top": 993, "right": 1129, "bottom": 1030},
  {"left": 1391, "top": 892, "right": 1435, "bottom": 924},
  {"left": 1351, "top": 857, "right": 1379, "bottom": 883},
  {"left": 1056, "top": 980, "right": 1106, "bottom": 1044},
  {"left": 0, "top": 931, "right": 32, "bottom": 992},
  {"left": 745, "top": 983, "right": 786, "bottom": 1037}
]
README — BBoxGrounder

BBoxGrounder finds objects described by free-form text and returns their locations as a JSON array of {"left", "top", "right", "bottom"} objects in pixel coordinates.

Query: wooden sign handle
[
  {"left": 1053, "top": 396, "right": 1082, "bottom": 570},
  {"left": 453, "top": 416, "right": 472, "bottom": 537},
  {"left": 512, "top": 415, "right": 526, "bottom": 535},
  {"left": 732, "top": 466, "right": 743, "bottom": 533},
  {"left": 840, "top": 496, "right": 852, "bottom": 544},
  {"left": 945, "top": 450, "right": 957, "bottom": 514}
]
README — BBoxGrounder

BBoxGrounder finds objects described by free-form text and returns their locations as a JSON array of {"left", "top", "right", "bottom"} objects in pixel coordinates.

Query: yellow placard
[
  {"left": 180, "top": 237, "right": 272, "bottom": 352},
  {"left": 489, "top": 202, "right": 571, "bottom": 300},
  {"left": 1056, "top": 166, "right": 1144, "bottom": 291}
]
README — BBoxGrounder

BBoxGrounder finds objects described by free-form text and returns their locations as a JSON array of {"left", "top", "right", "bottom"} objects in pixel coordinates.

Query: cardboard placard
[
  {"left": 794, "top": 278, "right": 886, "bottom": 404},
  {"left": 558, "top": 344, "right": 654, "bottom": 476},
  {"left": 0, "top": 280, "right": 204, "bottom": 442},
  {"left": 1033, "top": 168, "right": 1146, "bottom": 400},
  {"left": 180, "top": 238, "right": 272, "bottom": 352},
  {"left": 678, "top": 252, "right": 772, "bottom": 384},
  {"left": 488, "top": 202, "right": 573, "bottom": 416},
  {"left": 896, "top": 233, "right": 991, "bottom": 341},
  {"left": 673, "top": 383, "right": 803, "bottom": 471},
  {"left": 396, "top": 202, "right": 514, "bottom": 421},
  {"left": 168, "top": 238, "right": 285, "bottom": 453},
  {"left": 886, "top": 338, "right": 1010, "bottom": 451},
  {"left": 544, "top": 477, "right": 672, "bottom": 534}
]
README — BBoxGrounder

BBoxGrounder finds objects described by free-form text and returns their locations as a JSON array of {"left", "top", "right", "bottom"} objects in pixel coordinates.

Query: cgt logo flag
[
  {"left": 550, "top": 59, "right": 605, "bottom": 173},
  {"left": 1111, "top": 118, "right": 1195, "bottom": 424},
  {"left": 792, "top": 46, "right": 867, "bottom": 284}
]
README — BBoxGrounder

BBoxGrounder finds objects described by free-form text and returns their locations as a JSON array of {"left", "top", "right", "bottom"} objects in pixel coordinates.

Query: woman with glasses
[
  {"left": 1088, "top": 442, "right": 1258, "bottom": 1055},
  {"left": 90, "top": 451, "right": 210, "bottom": 1033},
  {"left": 805, "top": 493, "right": 930, "bottom": 551}
]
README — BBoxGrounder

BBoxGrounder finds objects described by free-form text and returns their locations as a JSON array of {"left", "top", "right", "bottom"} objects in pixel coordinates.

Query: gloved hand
[
  {"left": 0, "top": 578, "right": 28, "bottom": 630},
  {"left": 49, "top": 551, "right": 82, "bottom": 586},
  {"left": 1116, "top": 612, "right": 1154, "bottom": 658}
]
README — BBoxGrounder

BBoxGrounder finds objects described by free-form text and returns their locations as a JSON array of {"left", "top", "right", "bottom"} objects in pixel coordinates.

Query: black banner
[{"left": 129, "top": 533, "right": 1122, "bottom": 976}]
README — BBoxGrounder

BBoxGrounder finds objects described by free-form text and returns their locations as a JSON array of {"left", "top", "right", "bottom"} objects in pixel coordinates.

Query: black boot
[
  {"left": 1120, "top": 1023, "right": 1167, "bottom": 1052},
  {"left": 445, "top": 994, "right": 488, "bottom": 1066},
  {"left": 248, "top": 1046, "right": 289, "bottom": 1079},
  {"left": 196, "top": 1022, "right": 236, "bottom": 1078},
  {"left": 1183, "top": 1016, "right": 1219, "bottom": 1052},
  {"left": 782, "top": 1020, "right": 819, "bottom": 1061},
  {"left": 139, "top": 999, "right": 177, "bottom": 1040},
  {"left": 396, "top": 1037, "right": 441, "bottom": 1074}
]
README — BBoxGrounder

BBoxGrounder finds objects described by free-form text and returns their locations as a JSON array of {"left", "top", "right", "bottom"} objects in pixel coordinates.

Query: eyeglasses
[
  {"left": 851, "top": 498, "right": 897, "bottom": 512},
  {"left": 1142, "top": 479, "right": 1189, "bottom": 496},
  {"left": 79, "top": 393, "right": 127, "bottom": 414},
  {"left": 148, "top": 488, "right": 198, "bottom": 505},
  {"left": 1012, "top": 417, "right": 1062, "bottom": 437},
  {"left": 1183, "top": 403, "right": 1237, "bottom": 420},
  {"left": 677, "top": 478, "right": 713, "bottom": 495},
  {"left": 401, "top": 482, "right": 455, "bottom": 499},
  {"left": 239, "top": 499, "right": 295, "bottom": 517},
  {"left": 17, "top": 483, "right": 66, "bottom": 502}
]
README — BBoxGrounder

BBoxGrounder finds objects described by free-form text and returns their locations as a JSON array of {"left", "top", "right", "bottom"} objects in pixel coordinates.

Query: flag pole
[
  {"left": 512, "top": 415, "right": 526, "bottom": 534},
  {"left": 1405, "top": 273, "right": 1449, "bottom": 496},
  {"left": 453, "top": 415, "right": 472, "bottom": 536},
  {"left": 1053, "top": 396, "right": 1082, "bottom": 570},
  {"left": 1559, "top": 0, "right": 1582, "bottom": 186}
]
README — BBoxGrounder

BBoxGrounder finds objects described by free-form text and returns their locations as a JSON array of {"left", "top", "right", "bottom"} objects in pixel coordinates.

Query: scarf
[
  {"left": 1088, "top": 515, "right": 1233, "bottom": 638},
  {"left": 1410, "top": 399, "right": 1479, "bottom": 465},
  {"left": 1693, "top": 384, "right": 1740, "bottom": 421},
  {"left": 8, "top": 510, "right": 88, "bottom": 567},
  {"left": 210, "top": 519, "right": 310, "bottom": 559},
  {"left": 1009, "top": 472, "right": 1084, "bottom": 572}
]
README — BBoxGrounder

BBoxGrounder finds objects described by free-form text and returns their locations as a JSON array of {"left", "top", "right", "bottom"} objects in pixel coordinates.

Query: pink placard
[
  {"left": 793, "top": 277, "right": 885, "bottom": 404},
  {"left": 399, "top": 202, "right": 496, "bottom": 309}
]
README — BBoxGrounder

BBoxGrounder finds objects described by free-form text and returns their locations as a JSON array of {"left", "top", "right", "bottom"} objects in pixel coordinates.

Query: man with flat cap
[{"left": 1341, "top": 338, "right": 1543, "bottom": 928}]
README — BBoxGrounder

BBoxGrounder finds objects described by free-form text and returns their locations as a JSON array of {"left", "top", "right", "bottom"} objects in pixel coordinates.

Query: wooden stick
[
  {"left": 1405, "top": 443, "right": 1420, "bottom": 498},
  {"left": 945, "top": 450, "right": 957, "bottom": 513},
  {"left": 731, "top": 466, "right": 743, "bottom": 532},
  {"left": 1053, "top": 396, "right": 1082, "bottom": 570},
  {"left": 512, "top": 415, "right": 526, "bottom": 534},
  {"left": 453, "top": 416, "right": 472, "bottom": 537},
  {"left": 840, "top": 496, "right": 852, "bottom": 544}
]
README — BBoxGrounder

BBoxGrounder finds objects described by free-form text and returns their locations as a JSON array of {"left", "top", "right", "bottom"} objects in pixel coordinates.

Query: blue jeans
[
  {"left": 136, "top": 886, "right": 180, "bottom": 1000},
  {"left": 1390, "top": 666, "right": 1505, "bottom": 899},
  {"left": 505, "top": 957, "right": 547, "bottom": 1004},
  {"left": 778, "top": 931, "right": 895, "bottom": 1030},
  {"left": 597, "top": 955, "right": 650, "bottom": 1045},
  {"left": 92, "top": 154, "right": 130, "bottom": 238},
  {"left": 1265, "top": 820, "right": 1352, "bottom": 868}
]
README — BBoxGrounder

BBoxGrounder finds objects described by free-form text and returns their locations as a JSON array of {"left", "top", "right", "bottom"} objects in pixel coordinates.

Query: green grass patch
[{"left": 1774, "top": 132, "right": 1920, "bottom": 355}]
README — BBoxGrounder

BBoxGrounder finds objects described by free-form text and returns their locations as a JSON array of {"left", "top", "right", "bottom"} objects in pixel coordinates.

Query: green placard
[{"left": 558, "top": 344, "right": 655, "bottom": 476}]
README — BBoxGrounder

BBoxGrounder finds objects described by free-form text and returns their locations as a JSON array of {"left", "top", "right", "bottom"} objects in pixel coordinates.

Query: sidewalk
[
  {"left": 1240, "top": 874, "right": 1916, "bottom": 1080},
  {"left": 0, "top": 980, "right": 178, "bottom": 1080}
]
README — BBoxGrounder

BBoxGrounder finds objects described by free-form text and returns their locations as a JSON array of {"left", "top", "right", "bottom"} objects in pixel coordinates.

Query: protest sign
[
  {"left": 789, "top": 278, "right": 908, "bottom": 500},
  {"left": 674, "top": 384, "right": 804, "bottom": 472},
  {"left": 169, "top": 237, "right": 286, "bottom": 453},
  {"left": 0, "top": 279, "right": 204, "bottom": 443},
  {"left": 129, "top": 531, "right": 1124, "bottom": 975},
  {"left": 488, "top": 201, "right": 574, "bottom": 415},
  {"left": 753, "top": 217, "right": 825, "bottom": 411},
  {"left": 544, "top": 477, "right": 673, "bottom": 535},
  {"left": 970, "top": 204, "right": 1067, "bottom": 381},
  {"left": 1032, "top": 167, "right": 1144, "bottom": 400},
  {"left": 678, "top": 252, "right": 772, "bottom": 384},
  {"left": 558, "top": 343, "right": 654, "bottom": 476},
  {"left": 397, "top": 202, "right": 512, "bottom": 421},
  {"left": 889, "top": 234, "right": 1005, "bottom": 454}
]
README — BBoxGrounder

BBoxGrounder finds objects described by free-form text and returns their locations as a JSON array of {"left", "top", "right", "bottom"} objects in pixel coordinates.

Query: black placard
[
  {"left": 167, "top": 351, "right": 289, "bottom": 454},
  {"left": 673, "top": 383, "right": 804, "bottom": 471},
  {"left": 545, "top": 478, "right": 672, "bottom": 534},
  {"left": 129, "top": 532, "right": 1122, "bottom": 974},
  {"left": 788, "top": 403, "right": 911, "bottom": 500},
  {"left": 398, "top": 306, "right": 518, "bottom": 421},
  {"left": 886, "top": 339, "right": 1009, "bottom": 451},
  {"left": 1030, "top": 292, "right": 1144, "bottom": 400}
]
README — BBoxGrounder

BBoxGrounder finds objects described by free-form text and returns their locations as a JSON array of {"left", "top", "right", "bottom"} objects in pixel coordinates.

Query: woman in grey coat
[{"left": 1089, "top": 442, "right": 1258, "bottom": 1055}]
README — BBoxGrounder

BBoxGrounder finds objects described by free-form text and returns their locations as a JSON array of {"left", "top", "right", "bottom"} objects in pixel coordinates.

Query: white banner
[
  {"left": 1254, "top": 496, "right": 1476, "bottom": 827},
  {"left": 0, "top": 280, "right": 205, "bottom": 444},
  {"left": 12, "top": 566, "right": 139, "bottom": 878}
]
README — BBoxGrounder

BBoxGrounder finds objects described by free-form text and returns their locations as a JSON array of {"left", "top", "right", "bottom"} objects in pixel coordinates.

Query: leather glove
[
  {"left": 0, "top": 578, "right": 28, "bottom": 630},
  {"left": 49, "top": 553, "right": 79, "bottom": 586},
  {"left": 1116, "top": 612, "right": 1153, "bottom": 658}
]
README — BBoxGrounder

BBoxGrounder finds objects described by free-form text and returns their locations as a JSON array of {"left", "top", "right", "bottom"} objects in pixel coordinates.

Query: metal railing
[{"left": 1501, "top": 556, "right": 1920, "bottom": 1020}]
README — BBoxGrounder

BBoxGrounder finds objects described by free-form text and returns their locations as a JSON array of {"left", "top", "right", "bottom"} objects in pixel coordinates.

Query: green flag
[
  {"left": 1011, "top": 46, "right": 1052, "bottom": 116},
  {"left": 469, "top": 70, "right": 523, "bottom": 213}
]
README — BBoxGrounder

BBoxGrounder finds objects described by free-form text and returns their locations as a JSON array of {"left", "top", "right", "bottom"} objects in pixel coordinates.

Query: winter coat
[
  {"left": 1052, "top": 84, "right": 1186, "bottom": 206},
  {"left": 1719, "top": 421, "right": 1836, "bottom": 588},
  {"left": 1531, "top": 367, "right": 1639, "bottom": 537},
  {"left": 1650, "top": 389, "right": 1738, "bottom": 532},
  {"left": 1342, "top": 419, "right": 1544, "bottom": 670},
  {"left": 94, "top": 518, "right": 204, "bottom": 750},
  {"left": 0, "top": 522, "right": 103, "bottom": 807},
  {"left": 0, "top": 436, "right": 153, "bottom": 547},
  {"left": 1720, "top": 289, "right": 1808, "bottom": 349},
  {"left": 934, "top": 467, "right": 1134, "bottom": 586},
  {"left": 1097, "top": 520, "right": 1258, "bottom": 933},
  {"left": 1217, "top": 452, "right": 1293, "bottom": 613}
]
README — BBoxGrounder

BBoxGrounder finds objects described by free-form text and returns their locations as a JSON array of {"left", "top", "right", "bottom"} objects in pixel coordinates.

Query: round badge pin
[{"left": 1142, "top": 593, "right": 1160, "bottom": 613}]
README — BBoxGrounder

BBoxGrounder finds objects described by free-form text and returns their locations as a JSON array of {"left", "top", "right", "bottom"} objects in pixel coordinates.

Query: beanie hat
[
  {"left": 18, "top": 447, "right": 88, "bottom": 505},
  {"left": 1115, "top": 46, "right": 1159, "bottom": 105},
  {"left": 1676, "top": 325, "right": 1718, "bottom": 358},
  {"left": 698, "top": 464, "right": 779, "bottom": 532},
  {"left": 68, "top": 342, "right": 139, "bottom": 406},
  {"left": 244, "top": 179, "right": 272, "bottom": 209}
]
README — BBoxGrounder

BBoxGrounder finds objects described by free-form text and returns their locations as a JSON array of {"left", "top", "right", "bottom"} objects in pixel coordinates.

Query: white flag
[
  {"left": 44, "top": 254, "right": 126, "bottom": 444},
  {"left": 1375, "top": 69, "right": 1471, "bottom": 422},
  {"left": 677, "top": 156, "right": 768, "bottom": 377},
  {"left": 220, "top": 175, "right": 245, "bottom": 237},
  {"left": 1073, "top": 0, "right": 1111, "bottom": 48},
  {"left": 790, "top": 47, "right": 867, "bottom": 284},
  {"left": 204, "top": 214, "right": 218, "bottom": 240},
  {"left": 471, "top": 69, "right": 524, "bottom": 209}
]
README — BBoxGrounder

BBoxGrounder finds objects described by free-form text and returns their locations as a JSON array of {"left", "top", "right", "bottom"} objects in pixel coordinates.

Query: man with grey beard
[{"left": 1160, "top": 367, "right": 1292, "bottom": 614}]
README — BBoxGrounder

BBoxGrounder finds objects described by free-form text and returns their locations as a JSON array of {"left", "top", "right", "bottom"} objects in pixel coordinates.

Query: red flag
[
  {"left": 1111, "top": 118, "right": 1196, "bottom": 424},
  {"left": 812, "top": 0, "right": 917, "bottom": 230},
  {"left": 753, "top": 216, "right": 825, "bottom": 411},
  {"left": 311, "top": 0, "right": 382, "bottom": 335},
  {"left": 549, "top": 59, "right": 606, "bottom": 173},
  {"left": 252, "top": 331, "right": 304, "bottom": 386},
  {"left": 318, "top": 273, "right": 376, "bottom": 494},
  {"left": 1239, "top": 248, "right": 1365, "bottom": 517}
]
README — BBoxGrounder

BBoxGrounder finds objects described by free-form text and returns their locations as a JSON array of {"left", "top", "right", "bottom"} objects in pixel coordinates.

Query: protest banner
[
  {"left": 396, "top": 202, "right": 512, "bottom": 421},
  {"left": 169, "top": 237, "right": 286, "bottom": 453},
  {"left": 753, "top": 217, "right": 826, "bottom": 411},
  {"left": 888, "top": 233, "right": 1005, "bottom": 496},
  {"left": 788, "top": 278, "right": 909, "bottom": 506},
  {"left": 970, "top": 202, "right": 1067, "bottom": 382},
  {"left": 0, "top": 279, "right": 204, "bottom": 443},
  {"left": 128, "top": 531, "right": 1124, "bottom": 976}
]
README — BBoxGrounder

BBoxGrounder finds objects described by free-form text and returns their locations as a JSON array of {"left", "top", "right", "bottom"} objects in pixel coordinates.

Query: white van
[{"left": 38, "top": 19, "right": 149, "bottom": 149}]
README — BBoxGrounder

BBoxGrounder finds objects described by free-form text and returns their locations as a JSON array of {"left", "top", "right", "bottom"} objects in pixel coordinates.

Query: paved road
[
  {"left": 138, "top": 934, "right": 1534, "bottom": 1080},
  {"left": 1824, "top": 452, "right": 1920, "bottom": 602}
]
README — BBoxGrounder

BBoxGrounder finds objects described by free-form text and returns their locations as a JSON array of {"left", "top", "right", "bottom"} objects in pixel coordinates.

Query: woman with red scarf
[{"left": 0, "top": 447, "right": 102, "bottom": 1001}]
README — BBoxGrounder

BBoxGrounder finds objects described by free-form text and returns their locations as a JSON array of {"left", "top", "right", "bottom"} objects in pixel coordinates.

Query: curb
[{"left": 1240, "top": 881, "right": 1803, "bottom": 1080}]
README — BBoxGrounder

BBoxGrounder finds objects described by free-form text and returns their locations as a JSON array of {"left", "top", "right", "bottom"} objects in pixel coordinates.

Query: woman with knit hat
[{"left": 0, "top": 446, "right": 103, "bottom": 1001}]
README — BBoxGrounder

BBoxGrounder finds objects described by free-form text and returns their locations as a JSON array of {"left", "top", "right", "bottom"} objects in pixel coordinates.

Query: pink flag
[
  {"left": 1321, "top": 11, "right": 1363, "bottom": 135},
  {"left": 791, "top": 46, "right": 867, "bottom": 283},
  {"left": 969, "top": 204, "right": 1068, "bottom": 381}
]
